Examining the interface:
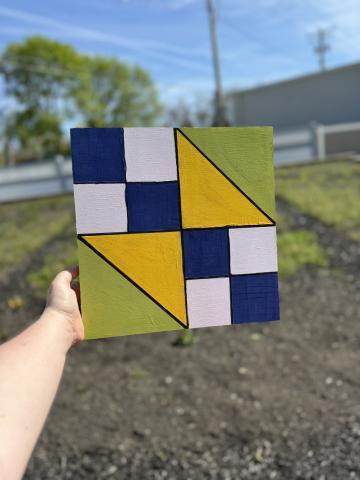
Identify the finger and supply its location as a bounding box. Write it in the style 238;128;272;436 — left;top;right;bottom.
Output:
53;270;73;287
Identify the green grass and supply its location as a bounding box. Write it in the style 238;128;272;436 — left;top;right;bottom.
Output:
0;195;75;278
274;211;289;233
2;160;349;296
27;237;77;299
276;160;360;241
277;230;328;276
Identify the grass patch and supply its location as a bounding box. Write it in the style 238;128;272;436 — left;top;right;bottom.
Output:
276;160;360;241
173;329;196;347
274;211;289;233
0;195;75;278
27;236;77;299
1;162;341;292
278;230;328;276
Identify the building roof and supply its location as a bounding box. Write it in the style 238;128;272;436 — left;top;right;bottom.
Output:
228;61;360;97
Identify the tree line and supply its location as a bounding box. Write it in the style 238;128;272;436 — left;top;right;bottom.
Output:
0;36;163;165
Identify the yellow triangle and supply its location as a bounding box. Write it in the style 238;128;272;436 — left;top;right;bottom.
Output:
81;232;188;328
176;130;274;229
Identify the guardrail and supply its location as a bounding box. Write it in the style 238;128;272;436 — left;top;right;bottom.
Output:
0;122;359;203
274;126;315;166
0;156;73;203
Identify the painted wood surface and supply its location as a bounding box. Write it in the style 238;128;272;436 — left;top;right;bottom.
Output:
124;128;178;182
74;184;127;234
71;127;280;339
186;277;232;328
229;226;278;275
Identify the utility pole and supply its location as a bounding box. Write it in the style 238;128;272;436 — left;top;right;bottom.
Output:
206;0;228;126
313;28;331;71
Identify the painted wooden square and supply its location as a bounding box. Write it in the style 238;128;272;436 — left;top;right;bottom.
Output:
70;127;280;339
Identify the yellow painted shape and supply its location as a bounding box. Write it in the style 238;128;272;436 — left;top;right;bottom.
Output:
82;231;188;327
78;240;182;339
176;130;274;229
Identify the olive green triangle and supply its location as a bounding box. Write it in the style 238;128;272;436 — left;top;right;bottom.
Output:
78;240;183;340
180;127;276;220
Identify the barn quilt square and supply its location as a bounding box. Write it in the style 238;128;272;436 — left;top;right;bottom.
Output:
71;127;280;339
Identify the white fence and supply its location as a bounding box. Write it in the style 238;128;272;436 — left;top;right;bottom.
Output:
0;122;359;203
0;156;73;203
274;126;315;166
274;120;360;165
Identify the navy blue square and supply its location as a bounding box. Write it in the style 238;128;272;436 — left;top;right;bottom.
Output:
182;228;230;279
71;128;126;183
126;182;181;232
231;273;280;324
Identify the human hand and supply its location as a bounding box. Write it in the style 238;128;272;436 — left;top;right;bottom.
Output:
44;266;84;351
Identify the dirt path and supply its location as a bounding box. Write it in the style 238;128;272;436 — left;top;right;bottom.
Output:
1;200;359;479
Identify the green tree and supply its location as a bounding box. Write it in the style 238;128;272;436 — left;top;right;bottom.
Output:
80;56;162;127
0;36;88;160
0;36;163;163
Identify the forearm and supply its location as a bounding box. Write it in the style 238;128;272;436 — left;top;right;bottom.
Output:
0;310;71;480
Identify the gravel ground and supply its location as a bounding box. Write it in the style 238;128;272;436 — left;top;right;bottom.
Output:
1;199;359;480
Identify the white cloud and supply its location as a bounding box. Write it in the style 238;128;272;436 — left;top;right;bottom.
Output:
0;6;210;73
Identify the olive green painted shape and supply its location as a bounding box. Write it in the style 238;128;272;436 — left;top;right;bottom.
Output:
78;240;182;339
181;127;276;220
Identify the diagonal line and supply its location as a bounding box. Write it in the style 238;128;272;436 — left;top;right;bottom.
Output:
78;235;188;330
176;128;276;225
173;128;189;327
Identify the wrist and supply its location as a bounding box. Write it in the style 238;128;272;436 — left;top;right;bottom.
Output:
39;308;74;355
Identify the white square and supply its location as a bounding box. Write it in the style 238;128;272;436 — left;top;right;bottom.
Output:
124;128;178;182
229;226;278;275
186;277;231;329
74;184;127;234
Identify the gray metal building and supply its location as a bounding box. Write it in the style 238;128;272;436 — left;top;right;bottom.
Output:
227;62;360;163
227;62;360;130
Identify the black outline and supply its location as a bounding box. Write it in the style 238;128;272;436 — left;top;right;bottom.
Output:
75;128;278;331
126;180;179;185
184;224;275;232
127;180;178;185
226;228;234;324
124;180;181;234
74;180;180;186
78;234;188;330
181;226;231;281
124;183;129;233
78;230;178;237
78;223;277;237
231;271;278;277
176;128;276;225
123;132;129;232
173;128;189;328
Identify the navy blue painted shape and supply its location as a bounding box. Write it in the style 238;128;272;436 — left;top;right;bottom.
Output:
231;273;280;324
126;182;181;232
182;228;230;279
71;128;126;183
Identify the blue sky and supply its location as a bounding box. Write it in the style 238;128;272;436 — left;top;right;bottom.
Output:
0;0;359;107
